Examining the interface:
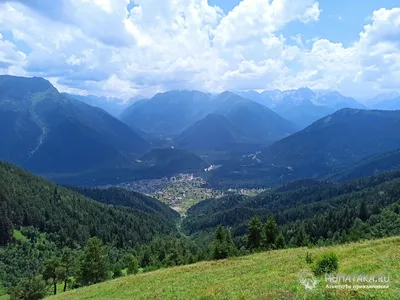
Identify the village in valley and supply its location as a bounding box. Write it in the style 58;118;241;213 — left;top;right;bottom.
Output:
103;173;266;214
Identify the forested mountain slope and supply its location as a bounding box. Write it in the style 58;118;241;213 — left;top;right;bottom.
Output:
0;161;178;248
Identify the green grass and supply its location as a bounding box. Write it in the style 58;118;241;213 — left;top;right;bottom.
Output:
49;237;400;300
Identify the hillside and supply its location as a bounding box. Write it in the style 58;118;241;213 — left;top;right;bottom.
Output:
139;148;208;172
0;161;178;248
0;75;150;174
0;161;202;297
50;237;400;300
327;149;400;182
184;169;400;242
62;93;128;117
44;149;208;187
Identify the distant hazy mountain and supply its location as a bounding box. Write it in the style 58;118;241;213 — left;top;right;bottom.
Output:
367;92;399;107
237;88;365;128
372;95;400;110
63;93;128;117
177;114;246;151
262;108;400;177
120;91;214;136
0;75;150;174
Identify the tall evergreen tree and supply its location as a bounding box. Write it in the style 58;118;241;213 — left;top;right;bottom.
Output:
262;216;278;249
247;216;263;250
212;225;236;260
78;238;109;286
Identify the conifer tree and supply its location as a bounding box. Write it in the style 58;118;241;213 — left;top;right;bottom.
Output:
247;216;263;250
262;216;278;249
212;225;237;260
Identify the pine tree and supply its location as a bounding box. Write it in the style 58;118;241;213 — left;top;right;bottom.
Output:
224;227;237;257
211;225;237;260
212;225;228;260
78;238;109;286
247;216;262;250
262;216;278;249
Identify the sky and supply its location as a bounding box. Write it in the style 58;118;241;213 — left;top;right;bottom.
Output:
0;0;399;101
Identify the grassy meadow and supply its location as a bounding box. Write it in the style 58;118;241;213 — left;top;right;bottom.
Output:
49;237;399;300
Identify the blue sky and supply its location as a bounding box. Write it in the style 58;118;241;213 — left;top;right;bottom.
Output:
0;0;399;100
212;0;400;47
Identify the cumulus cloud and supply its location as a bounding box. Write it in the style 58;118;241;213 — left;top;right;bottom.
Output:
0;0;399;99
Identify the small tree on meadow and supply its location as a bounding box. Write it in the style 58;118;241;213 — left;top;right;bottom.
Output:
127;255;139;275
43;257;66;295
78;237;109;286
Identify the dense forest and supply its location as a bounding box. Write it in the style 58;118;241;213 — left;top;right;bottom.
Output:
184;170;400;247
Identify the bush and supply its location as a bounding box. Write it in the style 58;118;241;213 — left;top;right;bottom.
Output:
10;276;47;300
313;252;339;276
305;252;313;264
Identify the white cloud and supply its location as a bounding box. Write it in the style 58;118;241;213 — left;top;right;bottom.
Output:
0;0;399;100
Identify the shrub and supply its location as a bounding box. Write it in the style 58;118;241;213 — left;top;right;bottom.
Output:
305;252;314;264
313;252;339;276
